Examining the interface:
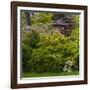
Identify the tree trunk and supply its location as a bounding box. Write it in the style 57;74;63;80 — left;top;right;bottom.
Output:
25;12;31;31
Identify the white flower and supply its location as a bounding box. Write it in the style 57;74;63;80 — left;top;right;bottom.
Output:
63;60;73;72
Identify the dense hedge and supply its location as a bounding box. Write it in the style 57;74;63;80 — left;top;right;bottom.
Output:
22;27;79;73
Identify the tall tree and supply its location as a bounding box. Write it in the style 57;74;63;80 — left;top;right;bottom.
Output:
25;12;31;31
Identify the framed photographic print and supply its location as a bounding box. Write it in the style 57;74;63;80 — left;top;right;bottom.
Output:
11;1;88;89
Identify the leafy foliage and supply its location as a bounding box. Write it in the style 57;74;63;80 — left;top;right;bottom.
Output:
22;28;79;73
31;12;54;24
21;11;79;75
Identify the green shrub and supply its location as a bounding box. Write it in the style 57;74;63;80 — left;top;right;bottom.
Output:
22;44;32;72
22;28;79;73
